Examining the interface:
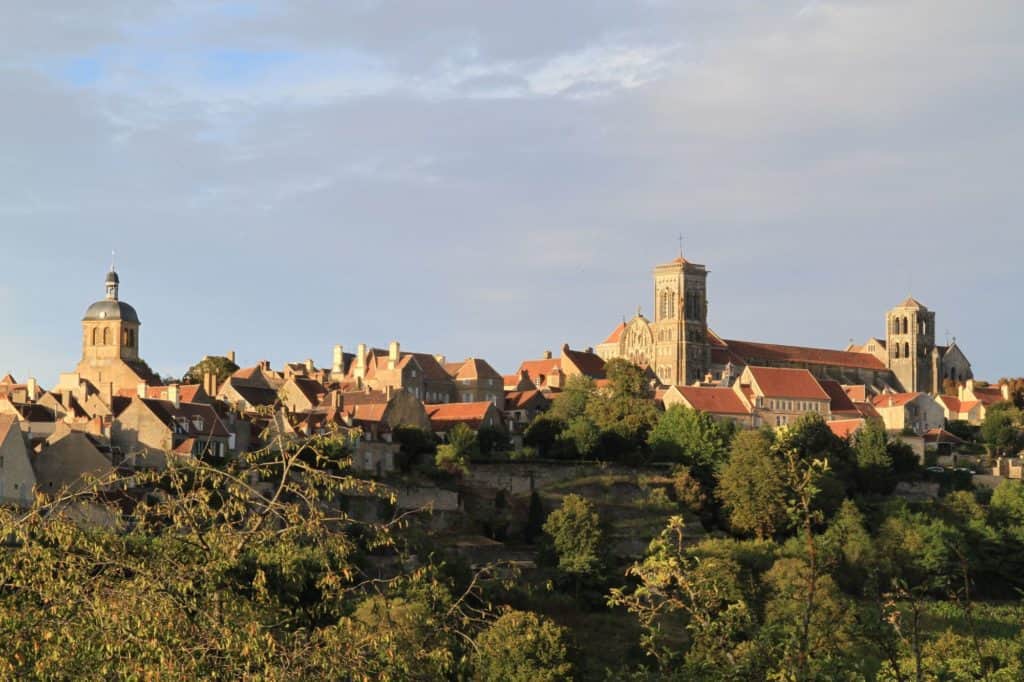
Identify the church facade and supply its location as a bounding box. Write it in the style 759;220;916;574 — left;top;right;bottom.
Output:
596;255;972;395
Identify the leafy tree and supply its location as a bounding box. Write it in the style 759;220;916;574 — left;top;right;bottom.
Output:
435;423;478;474
471;610;573;682
559;416;601;459
717;430;788;539
549;374;596;421
585;359;659;453
609;516;757;675
523;414;566;458
182;354;239;385
477;425;510;456
671;465;709;516
647;405;737;469
981;402;1021;454
990;480;1024;528
523;491;547;543
543;494;604;592
820;499;876;595
854;419;894;494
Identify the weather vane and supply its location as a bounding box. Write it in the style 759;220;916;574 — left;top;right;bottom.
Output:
678;233;684;259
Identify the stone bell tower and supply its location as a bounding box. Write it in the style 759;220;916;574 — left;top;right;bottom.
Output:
650;255;711;386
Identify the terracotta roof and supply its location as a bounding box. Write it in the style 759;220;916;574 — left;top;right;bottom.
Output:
351;403;387;423
923;428;966;445
517;358;561;387
724;339;888;372
145;384;204;403
406;352;453;383
173;438;196;455
602;323;626;345
853;402;881;419
897;296;927;310
290;377;328;405
972;386;1006;407
747;367;830;400
138;398;230;438
561;346;606;378
504;390;549;410
843;385;868;403
872;392;924;409
828;419;866;439
820;380;857;414
675;386;751;416
0;414;17;443
937;395;962;412
450;358;503;382
425;402;496;430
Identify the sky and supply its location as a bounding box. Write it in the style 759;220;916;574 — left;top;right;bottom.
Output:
1;0;1022;387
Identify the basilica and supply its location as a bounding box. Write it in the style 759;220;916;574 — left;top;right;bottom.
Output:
595;254;973;396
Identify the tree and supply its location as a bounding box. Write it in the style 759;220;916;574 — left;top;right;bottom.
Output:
523;414;565;458
435;423;478;474
990;480;1024;528
717;430;788;539
559;416;600;459
477;425;510;456
471;610;573;682
981;403;1021;455
182;354;239;385
524;491;547;543
549;375;596;421
609;516;756;675
543;494;604;592
647;405;737;469
585;359;659;454
854;419;894;494
671;465;710;516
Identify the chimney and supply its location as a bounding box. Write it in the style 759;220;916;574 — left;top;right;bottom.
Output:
227;350;236;364
26;377;38;402
585;347;594;354
561;343;570;354
305;358;315;373
332;345;344;374
388;341;400;370
355;344;367;380
434;354;446;366
542;350;552;360
137;382;148;399
331;391;342;409
61;389;73;409
385;385;394;400
202;372;215;397
168;384;180;409
259;360;271;372
1002;384;1011;402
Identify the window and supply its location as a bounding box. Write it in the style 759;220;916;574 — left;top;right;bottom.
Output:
894;345;900;359
902;317;908;334
103;327;111;345
904;342;910;358
92;328;99;346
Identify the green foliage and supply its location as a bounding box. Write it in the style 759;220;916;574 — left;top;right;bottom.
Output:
584;360;658;455
543;494;604;582
471;609;573;682
854;419;895;494
435;423;478;474
477;425;510;456
717;430;788;539
981;402;1022;452
523;414;566;458
182;354;239;385
559;416;601;458
670;465;709;515
647;405;737;469
991;480;1024;527
549;375;596;422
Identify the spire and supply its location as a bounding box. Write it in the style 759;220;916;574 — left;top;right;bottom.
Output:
105;265;120;301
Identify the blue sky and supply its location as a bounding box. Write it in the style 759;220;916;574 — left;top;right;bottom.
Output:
1;1;1021;386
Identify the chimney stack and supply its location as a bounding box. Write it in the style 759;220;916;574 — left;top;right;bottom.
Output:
26;377;38;402
168;384;180;409
385;385;394;400
137;382;148;399
542;350;552;360
331;391;342;409
1002;383;1011;402
434;354;446;366
332;345;344;374
388;341;400;370
305;358;315;373
227;350;236;364
355;344;367;381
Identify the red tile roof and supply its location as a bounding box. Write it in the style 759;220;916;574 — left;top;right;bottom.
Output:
747;366;830;400
425;402;496;430
450;358;503;382
517;358;561;387
828;419;866;439
504;390;549;410
820;380;857;414
724;339;887;372
602;323;626;345
872;392;924;408
843;385;868;403
675;386;751;416
923;428;966;445
972;386;1005;407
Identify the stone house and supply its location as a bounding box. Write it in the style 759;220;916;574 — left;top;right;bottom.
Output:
34;427;118;495
735;366;831;428
279;376;329;413
503;390;551;434
661;385;754;428
517;344;607;393
425;402;506;438
345;342;455;404
445;358;505;408
935;394;984;425
872;392;946;434
111;395;231;469
0;415;37;506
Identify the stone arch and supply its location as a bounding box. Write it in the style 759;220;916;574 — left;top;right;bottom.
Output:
91;328;99;346
904;342;910;358
902;317;908;334
102;327;111;345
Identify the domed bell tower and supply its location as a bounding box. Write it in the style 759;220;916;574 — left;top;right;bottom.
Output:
80;268;142;367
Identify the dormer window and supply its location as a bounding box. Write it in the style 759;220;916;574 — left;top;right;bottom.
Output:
192;416;205;432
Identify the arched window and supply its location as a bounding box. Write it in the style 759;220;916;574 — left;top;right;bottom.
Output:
902;317;908;334
102;328;110;345
894;345;900;359
892;318;900;335
91;328;99;346
904;342;910;358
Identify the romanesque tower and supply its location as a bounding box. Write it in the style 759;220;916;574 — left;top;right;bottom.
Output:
651;256;711;386
885;297;935;393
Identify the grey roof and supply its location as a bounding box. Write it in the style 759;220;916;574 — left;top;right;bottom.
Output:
105;270;120;284
83;299;140;323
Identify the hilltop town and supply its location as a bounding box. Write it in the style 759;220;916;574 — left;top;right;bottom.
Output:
0;253;1017;502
